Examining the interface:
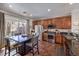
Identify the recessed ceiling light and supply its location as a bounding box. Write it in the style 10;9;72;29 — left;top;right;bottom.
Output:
9;5;12;8
69;3;73;5
48;9;51;12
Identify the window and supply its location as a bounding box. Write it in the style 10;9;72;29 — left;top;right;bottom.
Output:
5;15;27;36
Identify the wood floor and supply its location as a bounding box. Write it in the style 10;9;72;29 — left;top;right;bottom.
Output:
0;40;65;56
36;40;65;56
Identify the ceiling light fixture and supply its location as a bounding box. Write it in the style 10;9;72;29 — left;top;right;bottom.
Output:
9;5;12;8
48;9;51;12
69;3;73;5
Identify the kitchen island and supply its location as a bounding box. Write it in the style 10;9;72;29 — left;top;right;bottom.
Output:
42;30;79;56
62;34;79;56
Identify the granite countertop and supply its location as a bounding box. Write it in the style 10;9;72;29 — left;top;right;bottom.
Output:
63;34;79;56
63;34;75;40
71;40;79;56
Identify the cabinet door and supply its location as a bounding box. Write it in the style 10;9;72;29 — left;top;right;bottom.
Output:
42;32;48;41
52;19;56;27
59;18;64;29
65;17;71;29
41;20;44;28
43;20;48;29
55;18;63;29
62;18;66;29
47;19;52;25
44;33;48;41
62;16;71;29
55;33;63;44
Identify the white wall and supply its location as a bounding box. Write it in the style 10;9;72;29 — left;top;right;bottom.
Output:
29;20;33;34
26;20;30;34
71;9;79;34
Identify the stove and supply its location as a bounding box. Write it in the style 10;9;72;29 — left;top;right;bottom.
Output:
48;32;56;43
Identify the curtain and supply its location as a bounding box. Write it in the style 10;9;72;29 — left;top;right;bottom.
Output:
0;12;5;49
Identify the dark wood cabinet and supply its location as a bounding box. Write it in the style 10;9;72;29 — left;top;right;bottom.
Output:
55;18;63;29
51;19;56;27
43;20;48;29
55;32;63;44
42;32;48;41
47;19;52;25
32;16;71;29
62;16;71;29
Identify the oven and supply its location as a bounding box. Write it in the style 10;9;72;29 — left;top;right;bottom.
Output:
48;32;56;43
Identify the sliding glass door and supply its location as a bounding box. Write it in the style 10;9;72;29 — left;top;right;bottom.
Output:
5;15;27;36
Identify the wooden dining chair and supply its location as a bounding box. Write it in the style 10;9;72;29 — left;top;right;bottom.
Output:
4;37;20;56
26;34;39;55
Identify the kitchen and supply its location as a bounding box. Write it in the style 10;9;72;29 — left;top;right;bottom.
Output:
0;3;79;56
32;15;79;55
32;16;71;42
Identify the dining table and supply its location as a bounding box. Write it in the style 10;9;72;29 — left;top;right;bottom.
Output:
7;34;32;56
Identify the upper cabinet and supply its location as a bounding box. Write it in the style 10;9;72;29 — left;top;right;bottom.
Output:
62;16;71;29
54;18;63;29
32;16;71;29
43;20;48;29
47;19;52;25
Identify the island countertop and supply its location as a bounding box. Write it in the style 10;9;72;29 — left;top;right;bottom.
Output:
63;34;79;56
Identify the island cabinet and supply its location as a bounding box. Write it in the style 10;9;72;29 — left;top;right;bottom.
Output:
62;35;75;56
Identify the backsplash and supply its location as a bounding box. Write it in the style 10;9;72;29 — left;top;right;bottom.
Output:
44;29;71;32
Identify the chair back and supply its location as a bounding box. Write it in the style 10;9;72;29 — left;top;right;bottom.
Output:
32;34;39;46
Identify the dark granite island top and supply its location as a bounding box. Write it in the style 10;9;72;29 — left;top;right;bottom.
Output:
63;34;79;56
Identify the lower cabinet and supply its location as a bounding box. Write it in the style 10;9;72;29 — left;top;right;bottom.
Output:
55;33;63;44
63;36;75;56
42;32;48;41
42;32;63;44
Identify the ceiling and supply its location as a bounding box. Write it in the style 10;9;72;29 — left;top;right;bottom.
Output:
0;3;72;19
